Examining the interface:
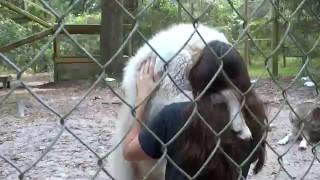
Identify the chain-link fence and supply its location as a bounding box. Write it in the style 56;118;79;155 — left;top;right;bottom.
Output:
1;0;320;179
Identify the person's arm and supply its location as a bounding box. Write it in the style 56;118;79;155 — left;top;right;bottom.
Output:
123;101;150;161
123;56;160;161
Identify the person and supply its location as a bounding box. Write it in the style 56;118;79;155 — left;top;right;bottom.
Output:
123;40;267;180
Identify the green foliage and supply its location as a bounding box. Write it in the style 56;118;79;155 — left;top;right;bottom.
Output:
139;1;179;37
249;57;301;79
58;34;100;57
0;14;32;69
61;13;101;57
65;13;100;24
0;14;52;73
248;56;320;86
0;1;101;74
42;0;99;17
133;0;243;50
308;58;320;83
280;0;320;18
1;0;319;83
0;14;30;45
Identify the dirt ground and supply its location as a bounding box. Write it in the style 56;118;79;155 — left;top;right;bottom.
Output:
1;73;320;180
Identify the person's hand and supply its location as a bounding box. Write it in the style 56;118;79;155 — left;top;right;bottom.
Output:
136;56;160;106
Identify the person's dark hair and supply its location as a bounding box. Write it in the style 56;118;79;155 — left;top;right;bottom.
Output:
177;41;267;179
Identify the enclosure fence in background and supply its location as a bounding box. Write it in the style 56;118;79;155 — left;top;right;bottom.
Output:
0;0;320;179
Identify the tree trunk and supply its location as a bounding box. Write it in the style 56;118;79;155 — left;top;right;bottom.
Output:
100;0;124;78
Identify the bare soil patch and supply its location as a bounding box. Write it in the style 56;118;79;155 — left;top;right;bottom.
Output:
1;74;319;179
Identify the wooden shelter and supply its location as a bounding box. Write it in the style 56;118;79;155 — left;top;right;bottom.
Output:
53;24;101;81
0;0;138;81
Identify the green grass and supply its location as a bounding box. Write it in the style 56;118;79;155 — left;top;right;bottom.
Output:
248;57;319;79
1;57;319;82
0;67;11;76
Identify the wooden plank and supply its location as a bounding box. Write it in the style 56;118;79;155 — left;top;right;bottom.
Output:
0;0;51;28
253;39;271;41
283;46;320;58
54;57;101;63
0;75;12;80
55;58;95;64
57;55;102;59
56;24;101;34
54;63;99;81
0;28;53;52
56;24;130;35
291;20;320;32
55;61;95;64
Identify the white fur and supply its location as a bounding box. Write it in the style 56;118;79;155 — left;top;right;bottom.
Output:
109;23;251;180
278;133;292;145
277;133;308;150
122;23;229;107
299;138;308;150
221;90;252;140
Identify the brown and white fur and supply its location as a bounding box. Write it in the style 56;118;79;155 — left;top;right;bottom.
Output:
278;102;320;150
109;23;252;180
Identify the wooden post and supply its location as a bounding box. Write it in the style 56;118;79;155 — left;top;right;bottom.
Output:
190;2;195;16
244;0;250;65
124;0;138;57
178;2;182;21
16;100;25;118
283;53;286;67
302;55;307;77
100;0;124;78
271;0;280;77
53;36;59;82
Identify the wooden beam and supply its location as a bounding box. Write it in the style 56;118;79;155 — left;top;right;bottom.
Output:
0;0;51;28
54;57;102;63
55;61;96;64
271;0;280;77
0;24;102;52
0;28;53;52
57;24;101;34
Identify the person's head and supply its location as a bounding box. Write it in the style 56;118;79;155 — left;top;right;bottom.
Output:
177;41;267;179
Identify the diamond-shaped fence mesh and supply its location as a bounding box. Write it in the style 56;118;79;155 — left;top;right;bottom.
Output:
0;0;320;179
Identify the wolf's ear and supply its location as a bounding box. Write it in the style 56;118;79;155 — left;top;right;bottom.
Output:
312;107;320;119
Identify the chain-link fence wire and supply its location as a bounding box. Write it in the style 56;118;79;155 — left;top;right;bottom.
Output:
0;0;320;179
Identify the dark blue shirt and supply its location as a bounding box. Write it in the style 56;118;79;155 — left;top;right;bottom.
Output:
139;102;188;180
138;102;251;180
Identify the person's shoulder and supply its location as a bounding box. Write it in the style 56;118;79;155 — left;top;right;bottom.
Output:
160;102;190;120
159;102;190;141
163;102;189;112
